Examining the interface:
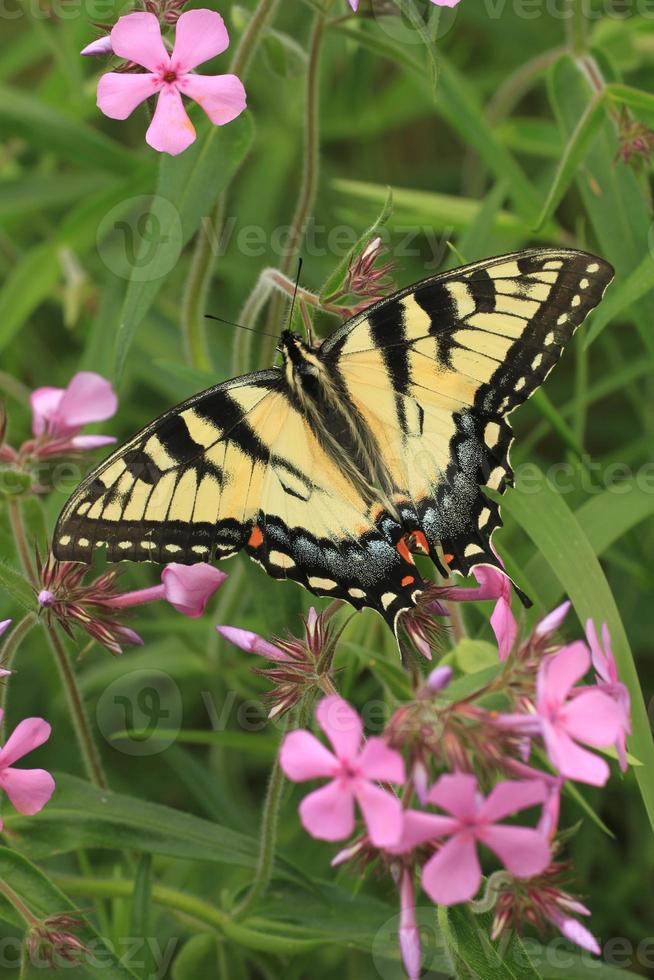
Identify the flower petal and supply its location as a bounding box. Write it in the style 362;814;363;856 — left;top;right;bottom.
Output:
427;772;478;820
146;87;196;156
172;9;230;73
491;596;518;661
543;725;609;786
57;372;118;429
537;641;590;707
472;564;510;601
216;626;291;662
70;435;117;450
98;72;160;120
0;767;55;815
390;809;458;854
354;780;403;847
479;825;550;878
535;600;571;638
279;730;337;782
480;779;547;823
316;695;362;761
110;12;169;72
0;620;11;637
357;737;405;784
81;35;113;56
0;718;51;767
298;780;355;841
564;690;622;747
556;915;601;955
180;74;246;126
161;563;226;617
30;387;63;436
399;870;421;980
421;835;482;905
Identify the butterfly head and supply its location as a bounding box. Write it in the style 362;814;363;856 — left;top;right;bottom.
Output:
279;330;324;394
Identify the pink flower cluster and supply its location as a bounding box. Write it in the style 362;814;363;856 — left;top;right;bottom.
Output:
275;604;630;977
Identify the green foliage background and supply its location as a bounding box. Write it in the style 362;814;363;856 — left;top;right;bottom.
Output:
0;0;654;976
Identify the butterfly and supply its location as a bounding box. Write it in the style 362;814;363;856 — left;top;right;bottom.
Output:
54;248;613;640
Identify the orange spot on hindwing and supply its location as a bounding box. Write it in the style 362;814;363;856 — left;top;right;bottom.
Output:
396;538;414;564
409;531;430;555
401;575;415;587
248;526;264;548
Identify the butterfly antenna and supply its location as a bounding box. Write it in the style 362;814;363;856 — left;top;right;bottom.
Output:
204;314;279;341
287;257;303;325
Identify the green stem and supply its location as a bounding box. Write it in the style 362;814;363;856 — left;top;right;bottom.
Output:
43;623;107;790
233;727;288;918
51;873;319;954
260;10;326;367
7;499;37;588
180;0;281;370
0;878;39;927
0;612;37;739
565;0;587;54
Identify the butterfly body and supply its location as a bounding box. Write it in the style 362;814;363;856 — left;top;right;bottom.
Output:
54;248;613;637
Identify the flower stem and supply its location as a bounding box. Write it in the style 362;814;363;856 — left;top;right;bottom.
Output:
180;0;281;370
260;10;326;367
565;0;587;54
7;499;37;588
43;623;107;790
52;873;319;954
232;721;289;919
0;878;40;927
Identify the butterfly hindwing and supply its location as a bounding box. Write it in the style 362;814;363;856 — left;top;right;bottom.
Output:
323;247;613;580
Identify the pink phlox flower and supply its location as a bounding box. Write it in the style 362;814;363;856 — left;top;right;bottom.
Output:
398;869;421;980
0;620;11;638
97;11;246;156
280;694;405;847
585;620;630;771
0;712;55;827
397;774;550;905
30;372;117;450
103;562;225;618
536;641;623;786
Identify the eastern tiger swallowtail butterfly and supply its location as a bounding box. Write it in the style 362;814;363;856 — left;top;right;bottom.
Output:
54;248;613;638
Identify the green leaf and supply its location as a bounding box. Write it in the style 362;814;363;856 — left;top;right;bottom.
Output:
0;848;139;979
172;934;217;980
0;83;139;174
534;95;606;231
320;187;393;301
130;854;153;980
548;54;654;354
452;639;499;673
585;249;654;348
497;475;654;834
0;559;35;611
441;905;542;979
0;170;154;356
523;481;654;615
113;112;254;383
5;773;302;885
